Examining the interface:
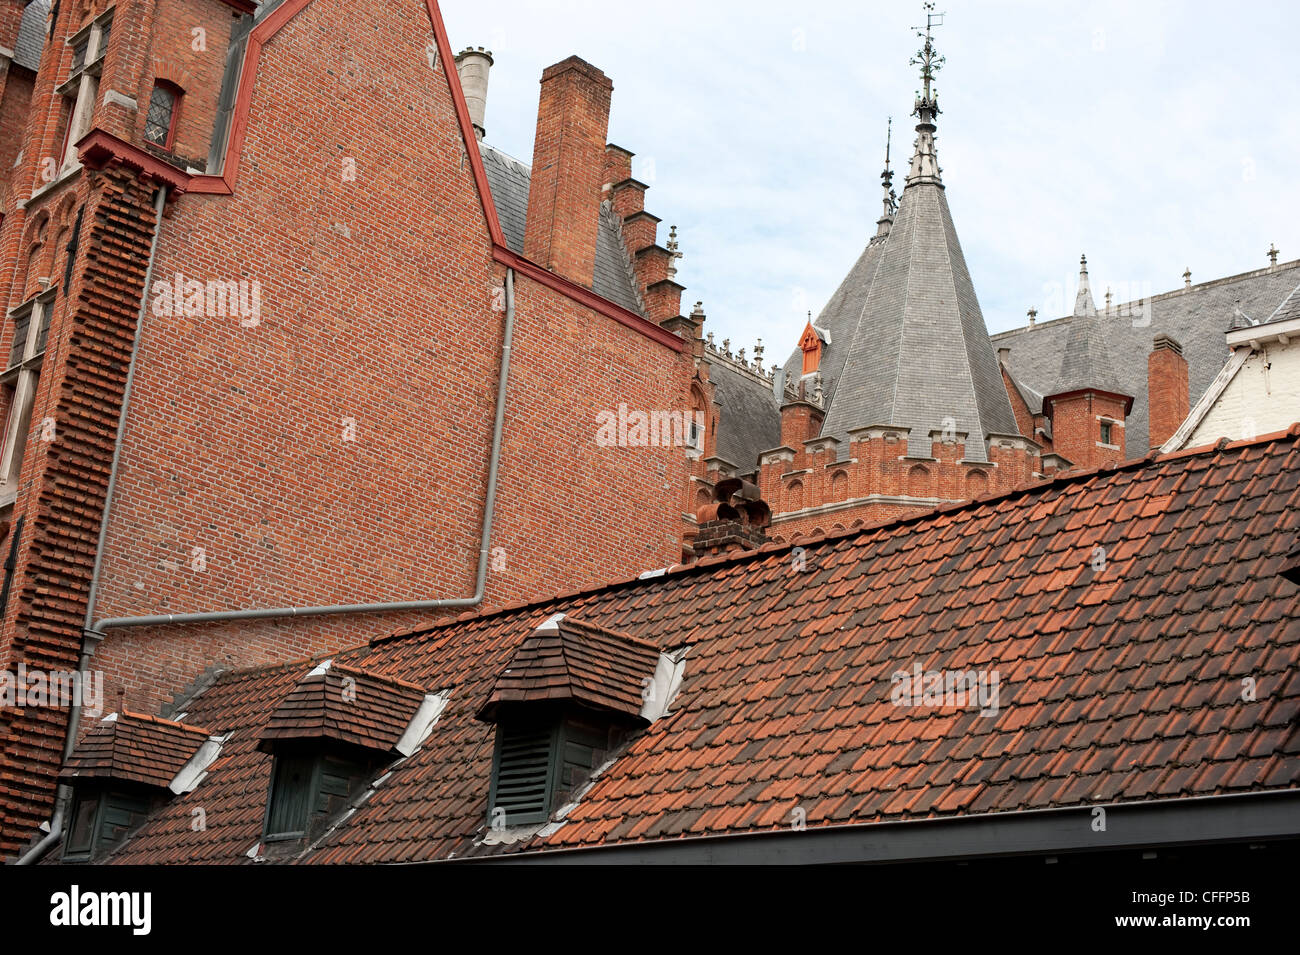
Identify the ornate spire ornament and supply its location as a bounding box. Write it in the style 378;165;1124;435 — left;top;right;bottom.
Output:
666;225;682;279
906;3;945;186
1074;254;1097;316
876;117;898;236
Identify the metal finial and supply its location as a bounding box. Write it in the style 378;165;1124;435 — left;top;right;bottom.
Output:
1080;254;1088;272
1027;307;1037;327
911;3;946;118
1268;243;1279;266
1183;267;1191;288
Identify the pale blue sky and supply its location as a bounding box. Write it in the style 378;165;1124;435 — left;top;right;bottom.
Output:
442;0;1300;362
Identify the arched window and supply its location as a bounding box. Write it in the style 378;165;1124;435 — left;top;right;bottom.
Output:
144;81;183;149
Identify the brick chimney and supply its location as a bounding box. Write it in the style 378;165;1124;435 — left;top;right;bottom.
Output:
1148;334;1189;448
523;56;613;289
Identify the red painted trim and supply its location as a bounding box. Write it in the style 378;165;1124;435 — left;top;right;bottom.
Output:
89;0;678;352
76;129;193;192
495;244;687;353
423;0;506;248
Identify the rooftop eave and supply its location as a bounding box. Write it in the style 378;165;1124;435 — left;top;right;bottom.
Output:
1226;313;1300;350
1043;387;1134;417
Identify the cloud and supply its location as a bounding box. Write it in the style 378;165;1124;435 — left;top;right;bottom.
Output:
442;0;1300;353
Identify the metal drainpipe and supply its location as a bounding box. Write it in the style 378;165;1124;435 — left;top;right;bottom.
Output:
16;199;517;862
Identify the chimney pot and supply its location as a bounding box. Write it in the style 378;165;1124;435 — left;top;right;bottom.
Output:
454;48;494;141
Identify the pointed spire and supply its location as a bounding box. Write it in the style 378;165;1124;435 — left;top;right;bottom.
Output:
1073;254;1097;316
906;3;945;186
876;118;898;236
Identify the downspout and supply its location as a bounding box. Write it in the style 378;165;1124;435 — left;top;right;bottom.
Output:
16;190;517;861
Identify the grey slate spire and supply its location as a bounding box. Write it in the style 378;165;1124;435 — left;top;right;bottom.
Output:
814;7;1019;461
1052;259;1125;397
1074;255;1097;316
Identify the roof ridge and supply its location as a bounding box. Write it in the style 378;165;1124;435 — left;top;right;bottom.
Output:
329;660;427;694
562;615;660;651
116;708;210;732
992;258;1300;338
361;427;1300;654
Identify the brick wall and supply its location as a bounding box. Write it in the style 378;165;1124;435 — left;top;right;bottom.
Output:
0;68;34;200
1046;391;1128;468
0;0;694;855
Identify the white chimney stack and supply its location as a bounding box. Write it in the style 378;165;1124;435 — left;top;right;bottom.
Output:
454;47;493;141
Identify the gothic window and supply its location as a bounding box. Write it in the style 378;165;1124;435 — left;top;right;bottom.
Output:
56;8;114;172
144;81;181;148
0;290;55;503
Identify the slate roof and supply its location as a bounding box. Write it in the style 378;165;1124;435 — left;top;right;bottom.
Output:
817;174;1019;461
782;236;888;421
477;615;659;722
92;427;1300;863
478;143;643;314
61;711;211;790
994;261;1300;456
708;357;781;473
257;662;426;754
1262;281;1300;327
1051;311;1126;399
12;0;49;72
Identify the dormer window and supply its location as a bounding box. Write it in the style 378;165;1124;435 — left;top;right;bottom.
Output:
256;660;443;848
144;81;181;149
477;614;685;833
263;749;372;842
59;710;217;861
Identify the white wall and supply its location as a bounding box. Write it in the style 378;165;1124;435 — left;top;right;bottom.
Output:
1186;341;1300;446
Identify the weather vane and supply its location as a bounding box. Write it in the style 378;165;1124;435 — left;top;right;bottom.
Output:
911;2;946;118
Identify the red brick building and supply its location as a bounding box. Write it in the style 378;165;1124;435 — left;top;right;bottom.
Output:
0;0;703;857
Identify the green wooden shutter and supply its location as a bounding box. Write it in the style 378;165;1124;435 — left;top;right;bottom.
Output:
488;723;558;827
266;754;315;837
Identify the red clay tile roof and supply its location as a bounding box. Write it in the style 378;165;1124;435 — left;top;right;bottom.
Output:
61;711;211;790
257;662;427;755
97;429;1300;864
477;615;660;722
